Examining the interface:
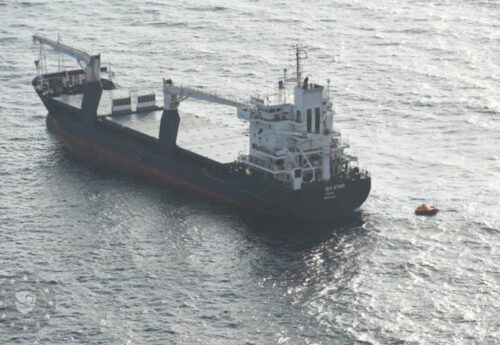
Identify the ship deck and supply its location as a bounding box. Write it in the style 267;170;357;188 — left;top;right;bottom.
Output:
53;89;249;164
106;108;248;164
53;89;130;116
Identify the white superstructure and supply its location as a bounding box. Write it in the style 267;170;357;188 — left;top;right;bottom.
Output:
163;46;358;191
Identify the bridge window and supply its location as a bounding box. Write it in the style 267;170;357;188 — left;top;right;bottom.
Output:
296;110;301;122
315;108;321;133
306;109;312;132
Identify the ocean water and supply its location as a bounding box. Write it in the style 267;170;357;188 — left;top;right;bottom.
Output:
0;0;499;344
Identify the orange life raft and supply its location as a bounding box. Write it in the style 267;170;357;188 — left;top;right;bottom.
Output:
415;204;439;215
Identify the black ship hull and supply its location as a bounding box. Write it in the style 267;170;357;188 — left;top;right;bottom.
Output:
35;79;371;221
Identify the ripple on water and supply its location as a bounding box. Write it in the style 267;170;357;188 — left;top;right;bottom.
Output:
1;0;499;344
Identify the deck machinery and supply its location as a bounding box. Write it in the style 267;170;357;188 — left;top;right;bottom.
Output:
32;35;371;220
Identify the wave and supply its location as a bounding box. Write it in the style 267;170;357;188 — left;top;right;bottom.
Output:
187;6;228;12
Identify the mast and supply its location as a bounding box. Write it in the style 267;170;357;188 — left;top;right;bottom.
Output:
295;45;307;87
57;34;62;72
283;68;287;103
296;45;300;87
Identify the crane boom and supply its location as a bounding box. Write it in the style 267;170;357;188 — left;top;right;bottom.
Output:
33;35;101;82
163;79;249;110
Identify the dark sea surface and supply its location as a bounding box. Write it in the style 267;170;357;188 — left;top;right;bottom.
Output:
1;0;499;344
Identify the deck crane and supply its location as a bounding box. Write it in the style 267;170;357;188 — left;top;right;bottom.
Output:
32;35;101;83
162;79;253;120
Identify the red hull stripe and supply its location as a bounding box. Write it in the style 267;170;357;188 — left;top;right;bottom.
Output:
46;114;290;219
46;114;349;221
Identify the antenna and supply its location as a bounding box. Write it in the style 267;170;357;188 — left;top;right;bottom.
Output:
39;42;48;74
294;45;308;87
283;68;287;103
296;45;299;86
57;34;62;72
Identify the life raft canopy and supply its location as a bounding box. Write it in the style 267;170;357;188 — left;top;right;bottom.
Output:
415;203;439;216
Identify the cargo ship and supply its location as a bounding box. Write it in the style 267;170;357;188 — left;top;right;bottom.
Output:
31;35;370;221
